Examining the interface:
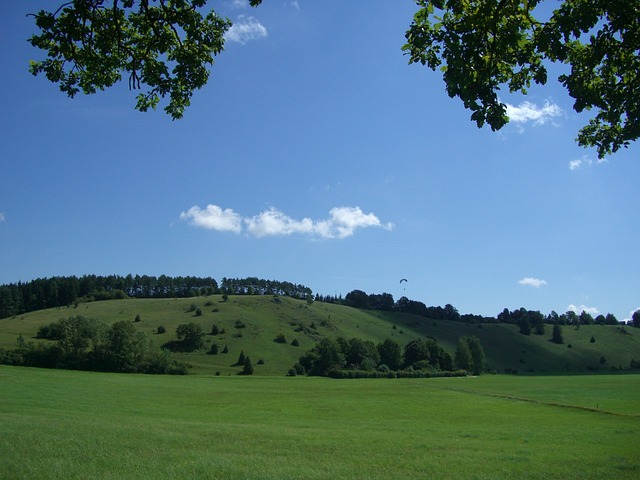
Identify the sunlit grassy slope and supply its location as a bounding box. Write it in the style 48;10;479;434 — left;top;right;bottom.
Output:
1;295;639;375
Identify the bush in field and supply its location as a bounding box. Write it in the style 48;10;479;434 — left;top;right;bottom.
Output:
208;343;218;355
165;322;205;352
156;325;166;334
37;321;65;340
210;324;219;335
274;333;287;344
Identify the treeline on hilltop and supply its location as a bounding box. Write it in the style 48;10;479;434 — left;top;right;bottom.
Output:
2;276;632;329
0;275;218;318
219;277;312;299
324;289;627;328
0;275;313;319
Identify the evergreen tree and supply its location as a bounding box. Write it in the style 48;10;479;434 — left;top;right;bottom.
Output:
242;356;254;375
236;350;246;367
552;323;564;344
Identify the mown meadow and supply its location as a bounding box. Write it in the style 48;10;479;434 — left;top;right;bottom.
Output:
1;366;638;480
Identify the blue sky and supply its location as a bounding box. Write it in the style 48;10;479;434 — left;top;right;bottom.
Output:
1;1;639;321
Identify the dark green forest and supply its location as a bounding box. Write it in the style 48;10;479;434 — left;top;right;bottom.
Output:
0;275;311;319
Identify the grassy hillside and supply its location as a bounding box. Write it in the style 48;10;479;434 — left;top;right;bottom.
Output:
1;366;639;479
1;295;639;375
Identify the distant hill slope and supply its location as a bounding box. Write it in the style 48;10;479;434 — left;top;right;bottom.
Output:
1;295;638;376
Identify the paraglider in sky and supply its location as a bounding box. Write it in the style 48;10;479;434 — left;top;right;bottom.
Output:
400;278;407;290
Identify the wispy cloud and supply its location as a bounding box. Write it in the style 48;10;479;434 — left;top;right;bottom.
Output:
568;155;606;171
506;100;563;127
180;205;394;239
0;212;5;223
225;16;267;44
567;304;600;316
519;277;547;288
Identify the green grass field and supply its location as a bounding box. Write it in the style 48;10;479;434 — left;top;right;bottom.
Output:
2;295;639;376
1;366;638;479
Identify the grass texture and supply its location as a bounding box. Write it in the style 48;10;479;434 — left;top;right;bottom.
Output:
1;366;639;479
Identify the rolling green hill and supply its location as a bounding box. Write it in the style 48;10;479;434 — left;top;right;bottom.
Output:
1;294;638;375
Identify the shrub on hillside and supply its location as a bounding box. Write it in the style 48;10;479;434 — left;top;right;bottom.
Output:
242;356;254;375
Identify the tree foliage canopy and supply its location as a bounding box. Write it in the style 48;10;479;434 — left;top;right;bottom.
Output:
403;0;640;157
28;1;639;155
28;0;231;119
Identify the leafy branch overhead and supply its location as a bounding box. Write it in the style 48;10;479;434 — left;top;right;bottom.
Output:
28;0;231;119
403;0;640;157
28;1;639;157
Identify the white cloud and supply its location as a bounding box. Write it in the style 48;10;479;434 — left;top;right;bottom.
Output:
519;277;547;288
324;206;394;239
569;159;584;170
568;155;606;171
225;16;267;44
231;0;249;8
567;304;600;316
246;208;315;238
0;212;5;222
179;205;243;233
506;100;563;126
180;204;394;239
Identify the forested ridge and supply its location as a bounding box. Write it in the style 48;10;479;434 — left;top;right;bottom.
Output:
2;275;635;328
0;275;312;319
